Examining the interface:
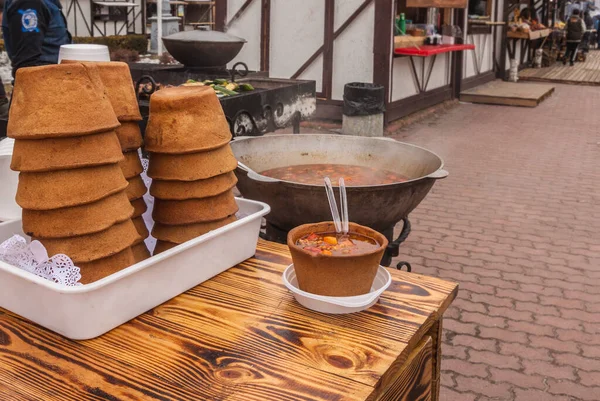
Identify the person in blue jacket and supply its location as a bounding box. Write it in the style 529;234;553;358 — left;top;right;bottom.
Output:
2;0;71;77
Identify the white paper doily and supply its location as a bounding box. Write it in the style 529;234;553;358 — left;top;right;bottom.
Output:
140;152;157;252
0;235;82;286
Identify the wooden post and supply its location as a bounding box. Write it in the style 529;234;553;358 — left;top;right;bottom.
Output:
428;318;444;401
215;0;227;31
499;0;509;79
322;0;335;99
452;8;464;98
261;0;271;72
373;0;393;113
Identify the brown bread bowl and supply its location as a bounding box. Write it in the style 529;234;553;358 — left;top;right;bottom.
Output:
115;122;143;151
89;62;143;122
147;144;237;181
8;63;119;138
132;216;149;238
11;131;123;172
132;241;151;262
77;247;135;284
152;190;238;225
150;172;237;200
131;197;147;218
62;61;142;122
153;240;178;255
16;164;128;210
34;219;140;263
152;215;237;243
126;175;148;201
22;191;133;238
119;150;143;178
287;222;388;297
144;86;232;154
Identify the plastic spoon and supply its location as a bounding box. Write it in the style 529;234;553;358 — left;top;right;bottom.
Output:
339;178;349;235
324;177;342;233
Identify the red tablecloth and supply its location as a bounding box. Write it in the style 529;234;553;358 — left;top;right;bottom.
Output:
394;44;475;57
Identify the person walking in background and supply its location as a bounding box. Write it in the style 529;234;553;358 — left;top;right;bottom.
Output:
581;10;594;54
584;10;593;29
564;9;586;66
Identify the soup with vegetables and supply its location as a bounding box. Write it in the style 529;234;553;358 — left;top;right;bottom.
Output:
296;232;380;256
261;164;408;186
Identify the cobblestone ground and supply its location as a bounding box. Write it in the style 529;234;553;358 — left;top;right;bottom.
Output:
388;83;600;401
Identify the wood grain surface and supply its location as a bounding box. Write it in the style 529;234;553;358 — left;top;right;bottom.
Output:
376;336;433;401
0;240;458;401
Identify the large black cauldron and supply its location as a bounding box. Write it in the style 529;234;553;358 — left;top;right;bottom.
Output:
162;30;246;68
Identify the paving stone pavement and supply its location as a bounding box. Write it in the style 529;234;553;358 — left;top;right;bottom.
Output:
388;83;600;401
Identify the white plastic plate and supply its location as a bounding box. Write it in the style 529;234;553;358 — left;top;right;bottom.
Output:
0;198;270;340
282;264;392;314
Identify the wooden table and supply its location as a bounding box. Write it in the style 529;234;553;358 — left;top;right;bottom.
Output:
0;240;458;401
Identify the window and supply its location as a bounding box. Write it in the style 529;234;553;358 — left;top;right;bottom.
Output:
396;0;445;31
467;0;493;33
93;4;128;22
468;0;491;17
397;0;429;25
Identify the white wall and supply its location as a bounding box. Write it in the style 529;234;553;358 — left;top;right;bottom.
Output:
227;0;261;71
463;0;499;79
464;33;494;78
222;0;461;105
391;57;417;101
63;0;144;37
331;0;374;100
391;53;450;101
225;0;378;96
505;40;523;69
269;0;324;90
496;0;505;69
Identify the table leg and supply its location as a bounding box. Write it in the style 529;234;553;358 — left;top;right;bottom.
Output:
428;318;444;401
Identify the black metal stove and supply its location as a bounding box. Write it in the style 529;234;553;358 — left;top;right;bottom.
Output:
130;62;259;86
130;62;316;137
261;218;413;272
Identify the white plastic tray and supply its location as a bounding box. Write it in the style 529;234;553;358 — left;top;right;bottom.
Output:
0;198;270;340
282;264;392;314
0;140;21;221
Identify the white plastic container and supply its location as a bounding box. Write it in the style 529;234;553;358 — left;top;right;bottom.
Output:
0;198;269;340
282;264;392;314
0;138;21;221
58;44;110;63
442;35;455;45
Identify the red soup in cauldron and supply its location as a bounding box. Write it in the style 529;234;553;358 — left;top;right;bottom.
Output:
296;232;380;256
261;164;408;186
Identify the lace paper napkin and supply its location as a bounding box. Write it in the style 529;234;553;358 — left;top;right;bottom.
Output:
0;235;82;286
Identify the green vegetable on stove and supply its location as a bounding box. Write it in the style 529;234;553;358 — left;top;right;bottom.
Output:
213;78;228;85
213;85;238;96
238;83;255;91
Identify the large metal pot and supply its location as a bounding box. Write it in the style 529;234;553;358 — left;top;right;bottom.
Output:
162;30;246;67
231;134;448;233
